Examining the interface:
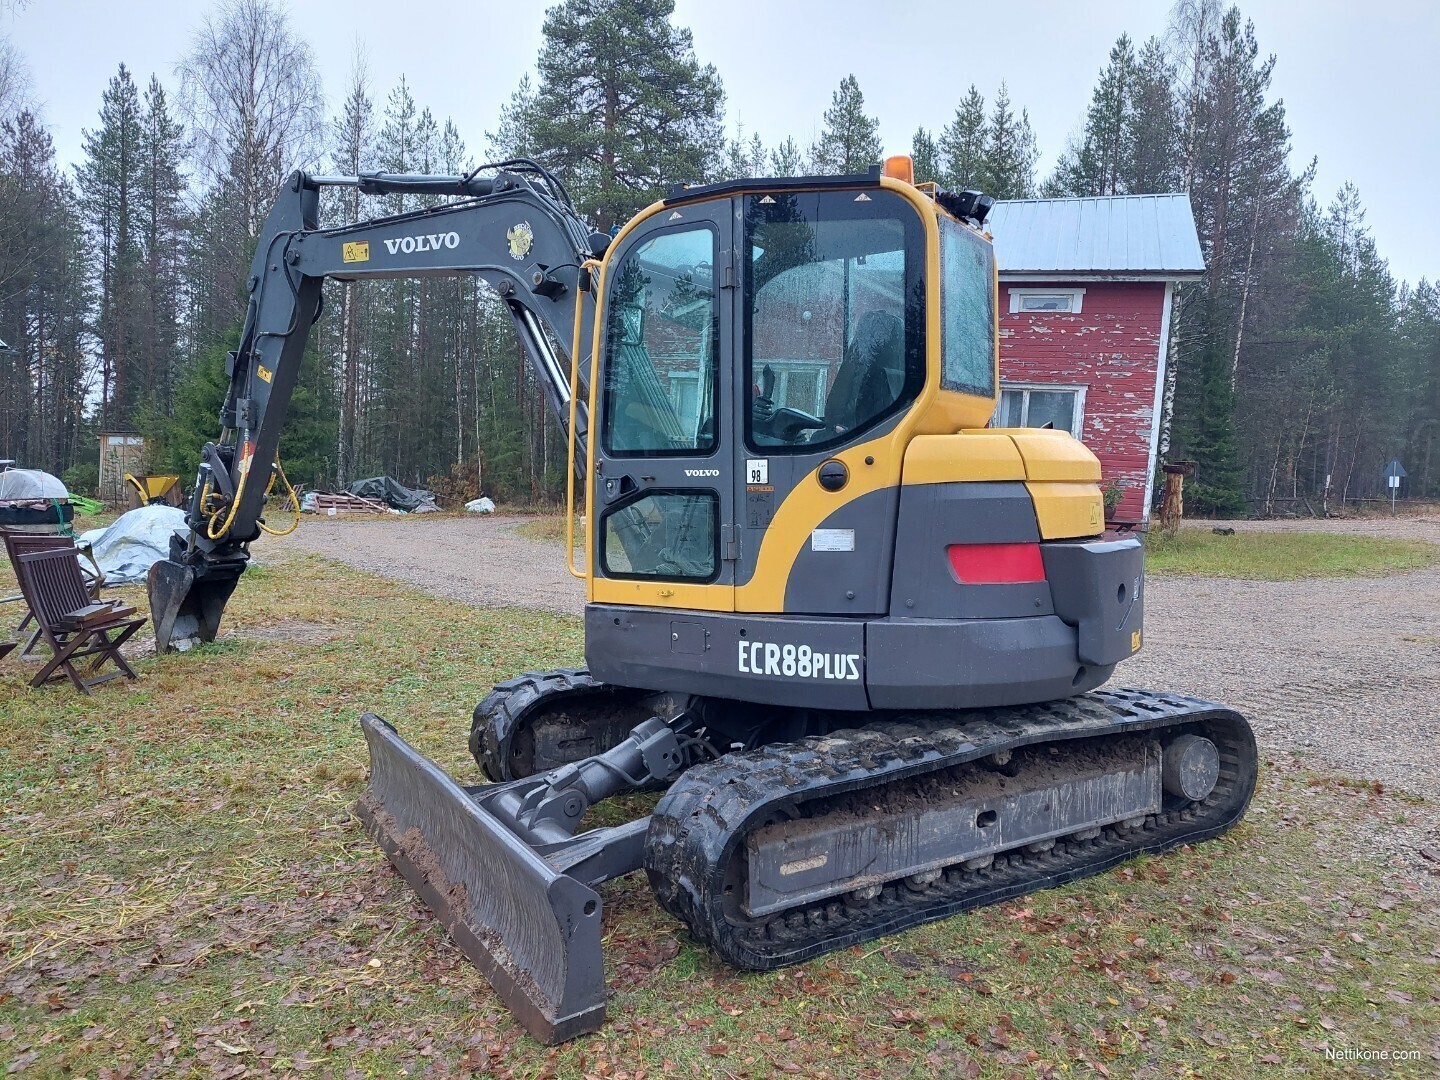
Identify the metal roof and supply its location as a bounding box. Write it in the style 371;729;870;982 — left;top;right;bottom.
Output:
987;193;1204;278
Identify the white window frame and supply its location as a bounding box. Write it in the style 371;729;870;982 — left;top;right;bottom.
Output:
994;382;1087;440
1008;287;1086;314
763;359;830;416
665;369;702;438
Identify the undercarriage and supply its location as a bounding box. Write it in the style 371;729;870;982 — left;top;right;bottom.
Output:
358;669;1257;1043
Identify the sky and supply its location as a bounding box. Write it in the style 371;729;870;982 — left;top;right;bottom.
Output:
6;0;1438;287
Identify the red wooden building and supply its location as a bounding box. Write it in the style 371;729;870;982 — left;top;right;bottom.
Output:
987;194;1205;526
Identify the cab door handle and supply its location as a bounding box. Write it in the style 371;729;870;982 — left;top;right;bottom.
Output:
600;473;638;503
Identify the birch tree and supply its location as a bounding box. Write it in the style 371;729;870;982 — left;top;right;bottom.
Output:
177;0;324;329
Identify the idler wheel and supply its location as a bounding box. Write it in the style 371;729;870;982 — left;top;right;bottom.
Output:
1162;735;1221;802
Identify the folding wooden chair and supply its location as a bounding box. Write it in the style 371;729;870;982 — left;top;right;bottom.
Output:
2;529;104;657
11;546;145;694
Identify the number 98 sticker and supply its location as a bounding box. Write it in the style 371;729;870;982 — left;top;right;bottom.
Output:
746;458;768;484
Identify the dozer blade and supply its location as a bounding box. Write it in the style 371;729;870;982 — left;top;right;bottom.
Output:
147;557;243;653
355;713;607;1044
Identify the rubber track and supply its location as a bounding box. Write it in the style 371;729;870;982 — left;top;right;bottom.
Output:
470;668;651;781
644;688;1257;970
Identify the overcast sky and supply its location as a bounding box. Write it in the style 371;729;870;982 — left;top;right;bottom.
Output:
7;0;1437;287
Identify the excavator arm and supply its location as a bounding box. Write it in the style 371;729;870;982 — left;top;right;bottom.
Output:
149;163;609;650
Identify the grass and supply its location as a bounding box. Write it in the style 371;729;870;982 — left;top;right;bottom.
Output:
1;552;1438;1076
513;516;574;543
1145;527;1440;581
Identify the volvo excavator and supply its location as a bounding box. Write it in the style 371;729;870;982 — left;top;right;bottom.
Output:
148;156;1258;1044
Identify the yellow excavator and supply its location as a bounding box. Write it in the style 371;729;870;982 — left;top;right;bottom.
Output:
148;155;1257;1043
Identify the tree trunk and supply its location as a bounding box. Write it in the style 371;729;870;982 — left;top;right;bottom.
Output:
1229;192;1263;390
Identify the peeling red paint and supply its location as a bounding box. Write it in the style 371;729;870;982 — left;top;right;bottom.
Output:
999;281;1165;525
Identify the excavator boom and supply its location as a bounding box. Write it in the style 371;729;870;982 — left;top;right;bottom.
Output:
149;162;605;649
146;164;647;1035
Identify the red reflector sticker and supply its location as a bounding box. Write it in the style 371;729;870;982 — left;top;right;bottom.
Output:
947;543;1046;584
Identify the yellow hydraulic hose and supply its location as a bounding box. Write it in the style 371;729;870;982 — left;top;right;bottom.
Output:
204;452;300;539
256;457;300;536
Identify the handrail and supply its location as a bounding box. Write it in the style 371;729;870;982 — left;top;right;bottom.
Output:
565;259;603;580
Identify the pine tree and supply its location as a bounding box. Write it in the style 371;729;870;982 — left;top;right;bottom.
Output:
811;74;882;175
721;121;766;180
1125;37;1181;193
769;136;802;177
373;78;420;473
1046;35;1136;196
488;74;537;160
981;83;1038;199
1172;7;1301;512
0;111;91;473
910;126;940;185
137;76;185;415
327;56;374;485
78;64;145;429
1045;34;1179;199
521;0;725;231
938;86;987;190
153;333;335;489
379;78;419;213
1396;281;1440;495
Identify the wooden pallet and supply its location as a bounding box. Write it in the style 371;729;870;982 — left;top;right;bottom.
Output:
306;492;392;515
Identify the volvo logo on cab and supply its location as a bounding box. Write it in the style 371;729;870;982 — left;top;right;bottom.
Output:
684;469;721;477
738;640;861;681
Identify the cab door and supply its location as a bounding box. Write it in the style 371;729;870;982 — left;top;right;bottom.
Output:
732;187;928;615
590;200;736;613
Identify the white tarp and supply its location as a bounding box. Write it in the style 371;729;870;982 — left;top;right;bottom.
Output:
0;468;68;502
465;497;496;514
77;505;189;585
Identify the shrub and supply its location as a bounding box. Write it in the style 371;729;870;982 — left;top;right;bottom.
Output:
62;462;99;497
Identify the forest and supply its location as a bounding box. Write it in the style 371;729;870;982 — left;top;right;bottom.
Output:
1;0;1436;513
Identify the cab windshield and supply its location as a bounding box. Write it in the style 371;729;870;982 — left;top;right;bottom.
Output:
744;189;925;451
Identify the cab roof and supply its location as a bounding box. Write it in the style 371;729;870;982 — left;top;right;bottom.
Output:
664;164;886;205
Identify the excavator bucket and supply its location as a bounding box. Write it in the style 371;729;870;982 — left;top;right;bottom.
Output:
147;557;244;653
355;713;609;1044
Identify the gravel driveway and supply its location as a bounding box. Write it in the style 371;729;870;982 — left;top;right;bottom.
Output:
290;515;586;616
289;514;1440;805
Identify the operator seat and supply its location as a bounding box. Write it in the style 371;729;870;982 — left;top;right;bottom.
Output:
823;309;905;434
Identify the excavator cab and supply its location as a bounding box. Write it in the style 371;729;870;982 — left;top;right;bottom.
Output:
577;171;1136;713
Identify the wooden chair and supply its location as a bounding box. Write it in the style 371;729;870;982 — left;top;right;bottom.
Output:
2;530;104;657
9;546;145;693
